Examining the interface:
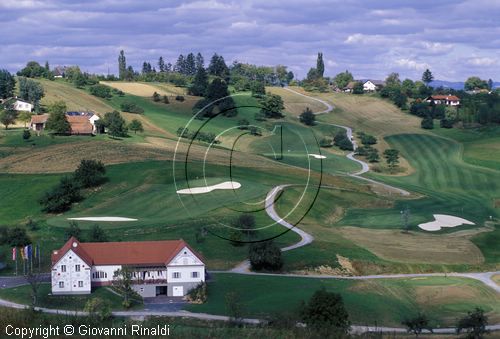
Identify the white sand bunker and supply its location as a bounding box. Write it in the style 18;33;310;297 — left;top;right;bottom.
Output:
177;181;241;194
309;154;326;159
67;217;138;222
418;214;475;231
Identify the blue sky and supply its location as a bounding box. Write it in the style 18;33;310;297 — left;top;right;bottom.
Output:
0;0;499;81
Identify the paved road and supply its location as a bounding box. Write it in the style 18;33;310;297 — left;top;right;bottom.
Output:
284;87;410;195
0;274;50;289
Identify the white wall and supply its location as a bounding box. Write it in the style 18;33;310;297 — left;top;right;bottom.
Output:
51;249;91;294
91;265;121;283
167;265;205;283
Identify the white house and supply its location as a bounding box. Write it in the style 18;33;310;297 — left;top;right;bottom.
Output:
51;237;205;297
425;95;460;106
10;99;33;112
363;80;385;92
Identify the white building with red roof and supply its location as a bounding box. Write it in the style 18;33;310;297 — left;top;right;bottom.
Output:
51;237;205;297
425;95;461;106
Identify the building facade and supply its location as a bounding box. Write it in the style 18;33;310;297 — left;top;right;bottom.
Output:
51;237;205;298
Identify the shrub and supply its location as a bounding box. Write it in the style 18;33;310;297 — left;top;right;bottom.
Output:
237;119;249;130
440;118;454;128
22;129;31;140
175;95;185;102
120;102;144;114
89;84;112;98
186;282;207;304
152;91;161;102
299;107;315;126
84;298;112;321
162;95;169;104
319;137;332;148
334;132;354;150
421;117;434;129
249;240;283;271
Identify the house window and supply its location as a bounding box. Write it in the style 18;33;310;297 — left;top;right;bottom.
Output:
78;281;83;287
192;272;199;278
158;271;162;276
59;281;64;288
173;272;180;279
75;265;80;272
61;265;66;272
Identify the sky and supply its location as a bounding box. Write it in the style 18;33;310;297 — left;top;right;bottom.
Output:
0;0;499;81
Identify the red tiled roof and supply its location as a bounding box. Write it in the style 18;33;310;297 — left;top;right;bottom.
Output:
30;114;49;124
66;115;93;134
429;95;460;101
51;237;203;266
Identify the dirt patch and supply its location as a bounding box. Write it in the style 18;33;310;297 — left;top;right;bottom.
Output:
339;227;484;265
336;255;357;275
493;275;500;286
325;206;345;225
415;285;479;306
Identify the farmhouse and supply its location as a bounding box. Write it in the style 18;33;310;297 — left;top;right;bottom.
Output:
1;98;33;112
51;237;205;297
53;66;67;78
343;81;357;93
425;95;460;106
362;80;385;92
29;114;49;132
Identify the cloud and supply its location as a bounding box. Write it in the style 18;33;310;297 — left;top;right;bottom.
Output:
0;0;499;81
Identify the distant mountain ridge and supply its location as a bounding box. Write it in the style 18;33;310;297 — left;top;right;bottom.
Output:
429;80;500;90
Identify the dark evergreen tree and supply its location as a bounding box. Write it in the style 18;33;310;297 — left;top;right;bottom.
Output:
103;111;128;137
158;56;165;73
174;54;186;74
195;52;204;70
74;159;106;188
299;107;316;125
248;240;283;271
185;53;196;76
208;53;229;77
189;66;208;96
301;288;351;333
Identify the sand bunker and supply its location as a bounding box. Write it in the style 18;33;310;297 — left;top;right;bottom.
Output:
176;181;241;194
308;154;326;159
418;214;475;231
67;217;138;222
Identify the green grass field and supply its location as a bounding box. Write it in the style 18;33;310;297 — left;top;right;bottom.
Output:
187;273;500;327
0;283;141;311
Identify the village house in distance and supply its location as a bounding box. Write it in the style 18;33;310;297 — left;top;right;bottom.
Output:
51;237;205;298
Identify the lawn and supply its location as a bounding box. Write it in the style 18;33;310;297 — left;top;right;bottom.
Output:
187;273;500;327
0;283;141;311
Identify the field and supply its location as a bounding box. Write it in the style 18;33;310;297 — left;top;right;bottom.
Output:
187;273;500;327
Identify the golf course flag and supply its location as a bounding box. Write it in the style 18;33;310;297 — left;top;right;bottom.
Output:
12;247;16;261
20;247;25;260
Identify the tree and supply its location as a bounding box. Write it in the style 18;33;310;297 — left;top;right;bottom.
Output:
113;266;139;309
383;149;400;171
402;79;416;97
5;227;31;247
248;240;283;271
18;77;44;112
89;224;108;242
352;81;364;94
402;313;433;337
0;108;18;129
286;71;294;83
158;56;165;73
385;72;401;87
299;107;316;126
238;118;249;129
40;177;82;213
456;307;488;339
225;291;244;322
120;102;144;114
260;94;285;118
22;129;31;140
45;101;70;134
301;288;351;333
316;52;324;78
185;52;196;76
128;119;143;134
250;81;266;97
189;66;208;96
18;110;33;128
103;111;127;138
174;54;186;74
17;61;46;78
487;79;494;91
162;95;170;104
118;50;127;80
421;69;434;87
89;84;112;98
74;159;106;188
464;76;488;91
25;269;45;307
367;149;380;163
0;69;15;99
233;214;256;237
195;52;204;70
65;221;82;240
333;70;354;89
84;298;112;321
208;53;229;77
